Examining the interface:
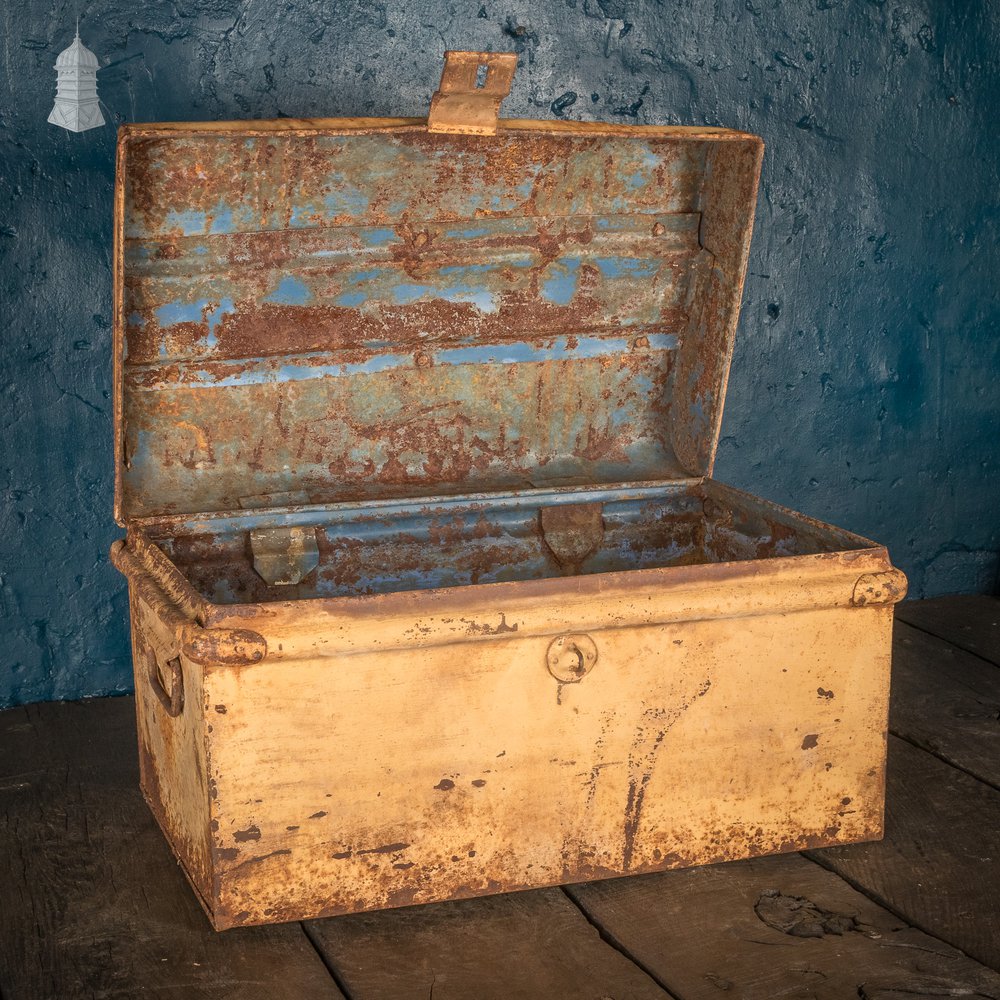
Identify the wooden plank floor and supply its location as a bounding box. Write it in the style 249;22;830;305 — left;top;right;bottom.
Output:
1;596;997;999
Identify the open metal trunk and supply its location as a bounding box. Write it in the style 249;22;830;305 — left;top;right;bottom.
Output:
111;51;906;929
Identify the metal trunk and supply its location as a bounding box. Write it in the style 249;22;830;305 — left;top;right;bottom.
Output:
111;52;906;929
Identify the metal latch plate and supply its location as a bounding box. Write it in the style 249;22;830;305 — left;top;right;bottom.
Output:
250;526;319;587
427;50;517;136
540;502;605;576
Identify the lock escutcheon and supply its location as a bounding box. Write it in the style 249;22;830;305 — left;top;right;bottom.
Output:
546;633;598;683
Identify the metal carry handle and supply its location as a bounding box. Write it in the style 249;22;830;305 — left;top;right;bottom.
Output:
147;644;184;717
111;541;267;668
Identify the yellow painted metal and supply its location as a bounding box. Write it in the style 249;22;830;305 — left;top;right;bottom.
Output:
114;522;900;929
110;51;907;930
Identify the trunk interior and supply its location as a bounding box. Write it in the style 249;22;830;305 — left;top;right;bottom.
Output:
139;482;874;607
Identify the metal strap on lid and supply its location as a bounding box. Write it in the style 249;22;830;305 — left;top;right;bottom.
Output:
427;50;517;136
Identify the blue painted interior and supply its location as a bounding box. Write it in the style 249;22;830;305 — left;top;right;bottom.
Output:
263;276;312;306
180;483;694;536
153;485;867;604
118;138;706;519
2;1;997;706
131;335;680;390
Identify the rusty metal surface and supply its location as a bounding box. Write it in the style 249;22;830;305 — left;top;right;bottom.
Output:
119;441;903;933
852;570;909;607
115;122;760;522
427;51;517;136
248;525;319;586
137;482;879;607
540;501;605;575
111;540;266;663
193;601;893;928
108;72;908;933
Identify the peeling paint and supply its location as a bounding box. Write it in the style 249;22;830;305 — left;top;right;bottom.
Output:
1;2;997;710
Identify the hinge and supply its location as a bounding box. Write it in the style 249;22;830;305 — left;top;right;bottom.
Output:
427;50;517;136
540;503;605;576
250;526;319;587
851;570;908;607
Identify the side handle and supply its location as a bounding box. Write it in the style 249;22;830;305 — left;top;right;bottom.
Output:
111;541;268;672
147;644;184;717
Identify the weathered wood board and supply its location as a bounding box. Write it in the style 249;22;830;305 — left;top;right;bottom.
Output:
890;619;1000;787
807;734;1000;971
307;887;672;1000
896;595;1000;667
568;852;1000;999
0;698;343;1000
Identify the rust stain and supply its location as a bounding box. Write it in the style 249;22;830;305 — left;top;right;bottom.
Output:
622;677;712;871
801;734;820;750
460;614;518;636
202;805;881;928
183;627;266;666
356;842;410;855
212;809;875;928
228;848;292;872
112;77;903;932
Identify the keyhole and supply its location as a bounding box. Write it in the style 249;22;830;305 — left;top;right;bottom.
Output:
568;645;585;678
475;63;489;88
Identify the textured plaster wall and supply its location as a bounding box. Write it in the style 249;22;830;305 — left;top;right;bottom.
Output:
1;1;997;706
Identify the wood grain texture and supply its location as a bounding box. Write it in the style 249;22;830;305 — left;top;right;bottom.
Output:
568;851;1000;999
807;734;1000;972
890;620;1000;787
0;698;343;1000
306;886;672;1000
896;596;1000;667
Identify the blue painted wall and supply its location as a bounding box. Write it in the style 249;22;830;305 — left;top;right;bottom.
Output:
2;1;997;707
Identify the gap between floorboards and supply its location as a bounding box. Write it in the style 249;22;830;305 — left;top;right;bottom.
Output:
560;885;683;999
801;851;1000;975
888;726;1000;794
301;921;357;1000
895;615;1000;672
